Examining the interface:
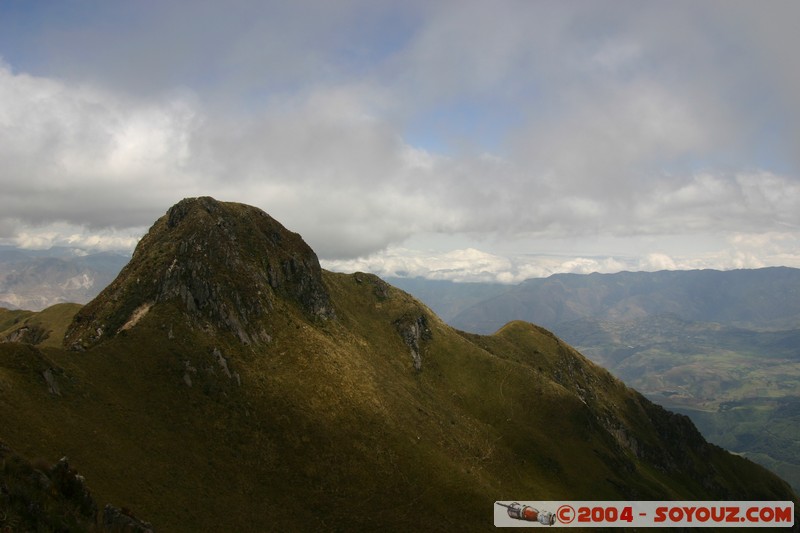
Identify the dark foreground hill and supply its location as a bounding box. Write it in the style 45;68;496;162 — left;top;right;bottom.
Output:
1;197;796;531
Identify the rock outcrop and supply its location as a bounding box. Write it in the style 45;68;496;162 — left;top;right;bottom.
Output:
394;313;432;371
65;197;334;349
3;324;48;345
0;445;154;532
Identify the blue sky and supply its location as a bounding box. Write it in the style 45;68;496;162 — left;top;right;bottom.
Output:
1;1;799;282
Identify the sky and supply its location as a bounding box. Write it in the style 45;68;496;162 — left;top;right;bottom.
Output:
1;0;799;283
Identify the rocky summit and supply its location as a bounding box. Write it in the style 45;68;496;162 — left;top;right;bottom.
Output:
1;197;797;532
65;197;333;349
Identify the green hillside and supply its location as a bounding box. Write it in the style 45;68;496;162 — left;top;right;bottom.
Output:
1;302;83;348
1;198;796;531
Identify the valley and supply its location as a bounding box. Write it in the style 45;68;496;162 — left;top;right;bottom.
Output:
557;314;800;493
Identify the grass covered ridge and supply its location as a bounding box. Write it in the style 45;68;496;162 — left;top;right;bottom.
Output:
0;270;796;531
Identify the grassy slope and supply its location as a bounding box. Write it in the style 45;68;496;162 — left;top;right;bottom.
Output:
0;308;34;332
0;274;796;531
1;303;83;348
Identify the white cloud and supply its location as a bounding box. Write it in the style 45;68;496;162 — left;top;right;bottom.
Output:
323;247;511;283
632;171;800;235
639;253;677;271
3;57;799;271
9;221;143;251
0;2;799;280
325;247;641;284
0;62;201;229
326;239;800;283
0;63;456;258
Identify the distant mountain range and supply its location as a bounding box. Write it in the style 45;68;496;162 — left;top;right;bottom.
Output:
0;246;129;311
389;267;800;334
3;197;794;531
390;269;800;493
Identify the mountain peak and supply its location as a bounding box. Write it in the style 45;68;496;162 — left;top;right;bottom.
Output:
65;197;333;349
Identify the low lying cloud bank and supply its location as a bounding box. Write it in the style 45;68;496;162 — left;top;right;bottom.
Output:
323;232;800;284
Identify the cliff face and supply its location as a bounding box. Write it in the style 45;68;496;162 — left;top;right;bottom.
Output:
65;197;333;349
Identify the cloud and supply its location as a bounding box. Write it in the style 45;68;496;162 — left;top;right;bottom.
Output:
187;84;470;258
322;247;634;284
0;1;799;278
323;247;517;283
0;62;200;229
10;222;142;251
633;171;800;235
323;235;800;283
0;1;421;102
639;253;677;271
714;0;800;171
2;54;799;265
0;62;461;258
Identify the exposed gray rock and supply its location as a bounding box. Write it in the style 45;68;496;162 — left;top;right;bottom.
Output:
213;347;232;378
4;326;27;343
49;456;97;519
182;359;197;387
4;324;49;345
42;368;61;396
66;197;336;350
394;314;432;371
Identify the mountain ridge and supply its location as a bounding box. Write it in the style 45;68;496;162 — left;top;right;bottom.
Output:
0;247;129;311
442;267;800;334
2;197;797;531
